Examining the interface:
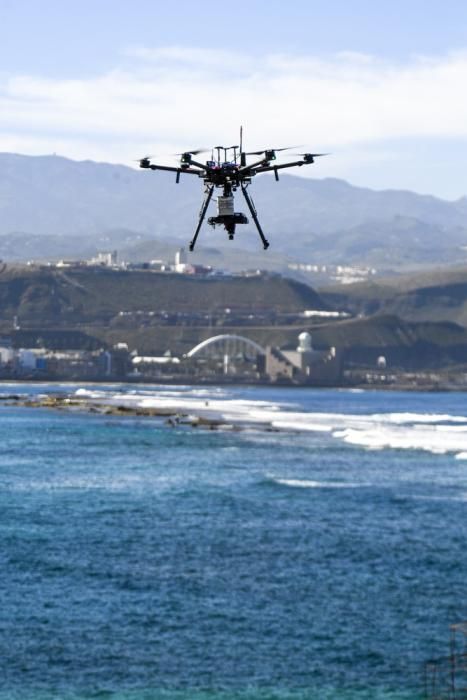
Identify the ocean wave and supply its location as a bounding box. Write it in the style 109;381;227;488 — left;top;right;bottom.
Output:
70;387;467;458
408;493;467;503
75;387;106;399
333;425;467;455
269;477;368;489
370;411;467;424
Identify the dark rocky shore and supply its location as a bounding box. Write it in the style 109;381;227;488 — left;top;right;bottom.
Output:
0;393;268;431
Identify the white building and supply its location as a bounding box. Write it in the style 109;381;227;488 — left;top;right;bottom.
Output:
174;248;188;273
0;346;15;365
90;251;118;267
265;332;342;384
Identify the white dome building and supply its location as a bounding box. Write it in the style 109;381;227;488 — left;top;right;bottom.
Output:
265;331;342;385
297;331;313;353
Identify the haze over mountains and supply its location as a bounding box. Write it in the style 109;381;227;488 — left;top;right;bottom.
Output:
1;152;467;269
3;153;467;370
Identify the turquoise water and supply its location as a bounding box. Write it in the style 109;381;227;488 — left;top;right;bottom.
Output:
1;383;466;700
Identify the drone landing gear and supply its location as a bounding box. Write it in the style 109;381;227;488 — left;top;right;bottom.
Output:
188;185;269;251
240;184;269;250
189;185;214;252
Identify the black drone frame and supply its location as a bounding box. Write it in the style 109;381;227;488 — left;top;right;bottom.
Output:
139;133;326;251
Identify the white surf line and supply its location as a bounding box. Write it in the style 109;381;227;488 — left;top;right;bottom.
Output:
73;388;467;456
270;477;371;489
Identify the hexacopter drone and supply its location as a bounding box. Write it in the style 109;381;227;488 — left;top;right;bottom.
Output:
139;128;326;251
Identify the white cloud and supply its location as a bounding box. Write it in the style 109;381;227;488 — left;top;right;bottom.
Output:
1;47;467;191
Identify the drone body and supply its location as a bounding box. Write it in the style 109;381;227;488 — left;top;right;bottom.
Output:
139;130;326;251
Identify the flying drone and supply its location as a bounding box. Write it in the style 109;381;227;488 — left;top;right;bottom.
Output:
138;129;327;251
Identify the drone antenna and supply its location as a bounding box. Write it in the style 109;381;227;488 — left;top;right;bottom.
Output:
215;146;222;165
239;125;246;167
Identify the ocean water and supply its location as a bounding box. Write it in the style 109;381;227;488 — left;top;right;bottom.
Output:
1;383;466;700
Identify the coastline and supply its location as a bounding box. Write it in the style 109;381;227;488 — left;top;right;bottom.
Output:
2;383;467;458
1;376;466;392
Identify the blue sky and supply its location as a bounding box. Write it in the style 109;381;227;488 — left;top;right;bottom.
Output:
1;0;467;198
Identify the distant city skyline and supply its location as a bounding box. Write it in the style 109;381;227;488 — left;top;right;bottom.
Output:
2;1;467;199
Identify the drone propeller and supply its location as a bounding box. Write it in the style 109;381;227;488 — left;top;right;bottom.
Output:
134;155;155;162
244;146;299;156
290;152;329;157
174;148;209;156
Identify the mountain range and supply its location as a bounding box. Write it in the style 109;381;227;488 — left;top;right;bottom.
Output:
1;152;467;270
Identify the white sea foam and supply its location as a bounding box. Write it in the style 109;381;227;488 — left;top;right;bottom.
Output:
271;477;367;489
271;420;334;432
334;424;467;455
75;387;106;399
71;387;467;458
409;493;467;503
371;412;467;424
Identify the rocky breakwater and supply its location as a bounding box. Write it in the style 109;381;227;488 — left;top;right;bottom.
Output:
6;392;258;431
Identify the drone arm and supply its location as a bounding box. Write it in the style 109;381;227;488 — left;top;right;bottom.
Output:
237;157;271;176
186;158;207;170
252;159;313;174
146;164;204;176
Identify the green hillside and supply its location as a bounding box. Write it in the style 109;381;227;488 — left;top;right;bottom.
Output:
320;266;467;326
1;266;467;370
0;266;326;326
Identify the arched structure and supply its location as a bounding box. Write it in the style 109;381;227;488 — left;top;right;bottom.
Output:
186;334;266;359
